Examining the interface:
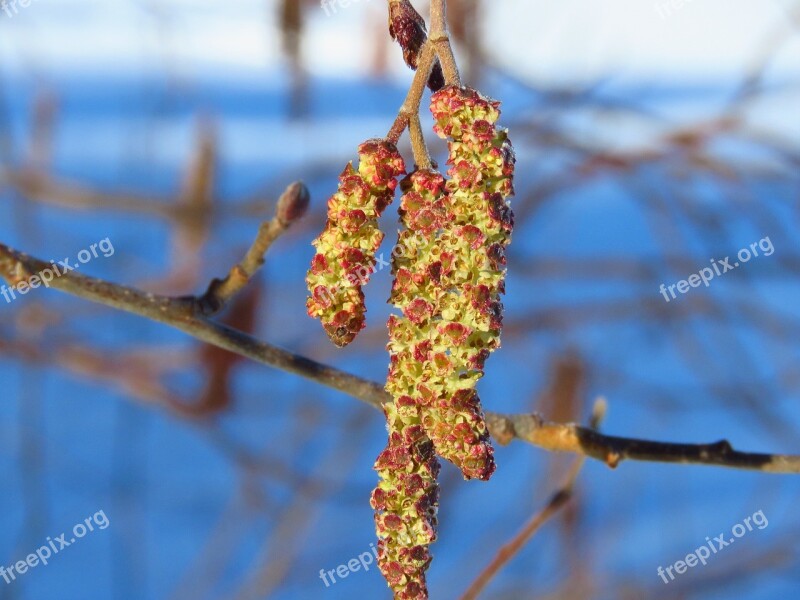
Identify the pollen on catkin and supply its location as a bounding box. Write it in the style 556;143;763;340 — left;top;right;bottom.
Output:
371;169;450;599
306;140;406;347
371;396;439;600
384;168;496;481
423;86;515;480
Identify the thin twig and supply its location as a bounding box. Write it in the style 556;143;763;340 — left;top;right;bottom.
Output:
460;461;583;600
429;0;461;86
197;218;283;314
484;412;800;473
0;244;386;408
385;0;461;165
1;243;799;474
460;403;605;600
0;167;279;220
408;113;432;170
386;40;438;168
197;182;309;315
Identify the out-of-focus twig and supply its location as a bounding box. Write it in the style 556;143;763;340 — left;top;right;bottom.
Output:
460;401;606;600
197;181;309;315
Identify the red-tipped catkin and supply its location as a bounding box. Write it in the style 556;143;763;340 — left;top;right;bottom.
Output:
369;87;514;599
387;168;499;481
371;397;439;600
306;140;405;347
373;170;452;599
423;86;515;477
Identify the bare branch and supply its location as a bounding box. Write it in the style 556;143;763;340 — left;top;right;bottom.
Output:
430;0;461;86
197;181;309;315
486;412;800;473
0;243;386;407
1;244;799;474
461;455;585;600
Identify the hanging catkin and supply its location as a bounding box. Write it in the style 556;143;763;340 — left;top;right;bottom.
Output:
306;140;406;346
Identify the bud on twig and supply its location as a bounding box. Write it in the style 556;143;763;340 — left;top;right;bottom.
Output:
389;0;445;91
276;181;310;225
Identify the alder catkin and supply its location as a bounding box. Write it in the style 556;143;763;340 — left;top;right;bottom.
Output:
371;395;439;600
424;86;515;478
306;140;405;347
372;89;515;596
372;169;450;599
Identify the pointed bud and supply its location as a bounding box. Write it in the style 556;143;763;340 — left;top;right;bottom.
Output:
388;0;445;91
276;181;310;225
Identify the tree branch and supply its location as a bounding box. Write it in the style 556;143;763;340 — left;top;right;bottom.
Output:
1;244;799;474
485;412;800;473
196;182;309;315
386;40;438;168
429;0;461;86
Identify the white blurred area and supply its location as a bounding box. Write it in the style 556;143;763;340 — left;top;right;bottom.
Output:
0;0;798;83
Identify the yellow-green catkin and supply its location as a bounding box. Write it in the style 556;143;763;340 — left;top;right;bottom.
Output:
425;87;515;478
306;140;406;346
369;86;514;600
